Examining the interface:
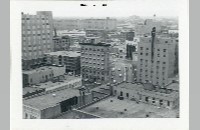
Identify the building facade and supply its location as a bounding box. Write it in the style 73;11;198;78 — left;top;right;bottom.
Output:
112;82;179;109
80;42;111;84
22;11;54;70
53;36;71;51
137;28;178;87
23;66;65;87
44;51;81;74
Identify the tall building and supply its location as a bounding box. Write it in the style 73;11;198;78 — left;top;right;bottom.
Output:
21;11;54;70
80;42;111;84
137;28;178;87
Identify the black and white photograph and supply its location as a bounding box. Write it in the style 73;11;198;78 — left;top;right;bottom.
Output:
10;0;189;129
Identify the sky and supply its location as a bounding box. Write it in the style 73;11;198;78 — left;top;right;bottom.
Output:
17;0;179;18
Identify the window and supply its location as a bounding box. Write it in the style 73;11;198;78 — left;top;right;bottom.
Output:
140;53;143;55
159;100;163;105
114;90;117;95
152;98;155;103
126;93;129;98
146;53;148;56
145;97;149;102
167;101;170;106
120;91;123;96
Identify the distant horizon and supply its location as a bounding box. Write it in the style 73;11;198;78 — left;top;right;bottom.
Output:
18;0;179;18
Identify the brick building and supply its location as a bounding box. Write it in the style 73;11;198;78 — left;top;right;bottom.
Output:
80;42;111;84
137;28;178;87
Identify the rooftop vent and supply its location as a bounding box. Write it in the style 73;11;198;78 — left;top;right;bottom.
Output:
52;94;56;97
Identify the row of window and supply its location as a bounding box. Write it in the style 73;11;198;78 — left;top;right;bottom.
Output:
138;79;166;86
140;52;167;57
81;53;105;57
82;70;105;75
82;61;105;65
81;65;105;70
81;48;106;52
82;75;105;81
140;47;167;52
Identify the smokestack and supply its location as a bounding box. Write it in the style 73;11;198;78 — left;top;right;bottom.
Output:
54;28;57;37
151;27;156;63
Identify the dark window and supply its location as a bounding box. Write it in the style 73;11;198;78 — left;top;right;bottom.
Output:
126;93;129;98
152;98;155;103
160;100;163;105
167;101;170;106
120;91;123;96
114;90;117;94
145;97;149;102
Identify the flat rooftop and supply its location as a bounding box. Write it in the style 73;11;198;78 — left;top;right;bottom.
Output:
79;42;111;47
115;82;179;101
166;82;179;91
23;66;65;75
81;97;178;118
23;87;43;95
44;51;80;57
23;88;80;110
31;75;81;89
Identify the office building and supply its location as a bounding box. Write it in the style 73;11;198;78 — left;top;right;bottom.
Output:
137;28;178;87
22;11;54;70
44;51;81;74
80;42;111;84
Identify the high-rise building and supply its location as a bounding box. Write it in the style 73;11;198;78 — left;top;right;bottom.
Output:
21;11;54;70
80;42;111;84
137;28;178;87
